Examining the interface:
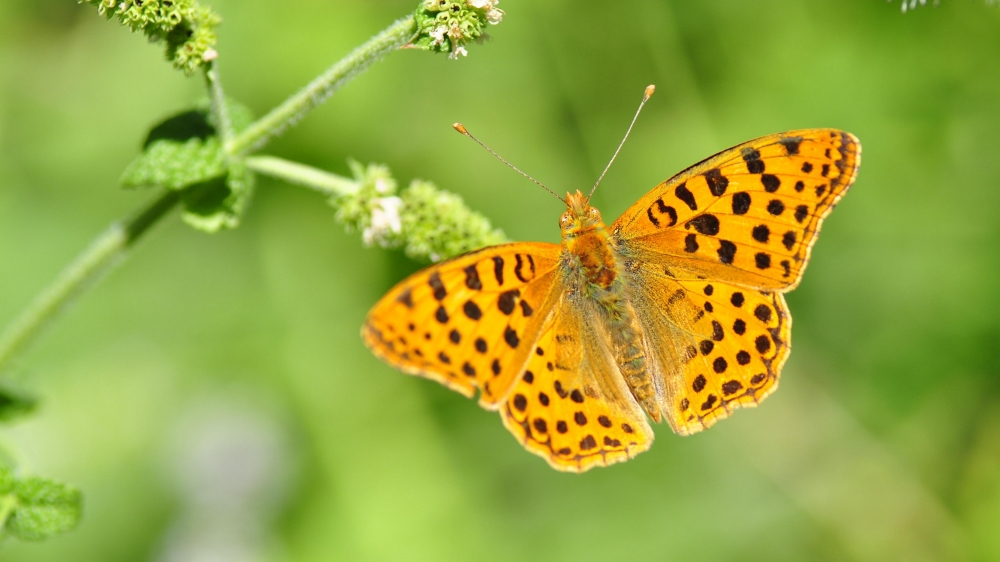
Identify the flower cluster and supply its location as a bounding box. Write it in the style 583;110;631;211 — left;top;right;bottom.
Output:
334;161;506;262
335;161;404;249
81;0;221;74
893;0;996;11
413;0;504;59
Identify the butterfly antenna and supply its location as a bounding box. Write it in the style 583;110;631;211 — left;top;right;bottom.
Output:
588;84;656;201
453;123;565;203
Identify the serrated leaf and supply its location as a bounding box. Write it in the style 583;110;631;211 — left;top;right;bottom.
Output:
0;468;81;542
121;109;227;190
180;160;255;233
0;386;36;423
123;99;257;232
6;477;82;541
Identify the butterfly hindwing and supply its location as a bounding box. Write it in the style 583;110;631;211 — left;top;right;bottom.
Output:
500;291;653;472
612;129;860;291
621;261;791;435
362;243;562;407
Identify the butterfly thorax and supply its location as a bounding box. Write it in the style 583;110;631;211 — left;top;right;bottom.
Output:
559;191;618;290
559;191;661;420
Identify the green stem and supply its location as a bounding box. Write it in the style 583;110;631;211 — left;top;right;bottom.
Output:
204;60;233;143
0;13;424;375
0;494;17;534
0;191;181;375
224;15;416;157
245;155;357;197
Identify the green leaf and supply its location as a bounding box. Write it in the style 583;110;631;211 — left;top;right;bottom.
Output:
180;161;255;233
121;100;257;233
121;108;227;190
0;386;36;423
0;468;82;542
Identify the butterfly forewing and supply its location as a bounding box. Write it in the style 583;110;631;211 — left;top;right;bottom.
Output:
363;243;562;406
612;129;860;290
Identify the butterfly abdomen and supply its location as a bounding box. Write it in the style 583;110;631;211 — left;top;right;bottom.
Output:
585;279;661;422
560;204;661;420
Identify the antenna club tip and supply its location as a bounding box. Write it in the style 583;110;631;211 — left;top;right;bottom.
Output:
452;123;469;135
643;85;656;100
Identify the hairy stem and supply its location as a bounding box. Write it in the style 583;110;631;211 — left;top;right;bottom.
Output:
245;155;357;197
0;13;422;375
205;60;234;142
225;16;416;157
0;191;181;374
0;494;17;533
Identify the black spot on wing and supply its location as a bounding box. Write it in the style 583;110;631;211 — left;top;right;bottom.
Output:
782;231;796;251
686;214;720;236
704;169;729;196
647;198;677;228
498;289;520;315
779;136;802;155
684;234;699;253
492;256;504;285
761;174;780;193
742;147;765;174
463;301;482;320
504;326;520;348
428;272;447;300
718;240;736;264
514;254;532;283
463;264;482;290
731;192;751;215
675;184;698;211
396;288;414;309
752;224;770;243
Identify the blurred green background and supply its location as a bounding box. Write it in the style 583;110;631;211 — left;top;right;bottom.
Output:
2;0;1000;560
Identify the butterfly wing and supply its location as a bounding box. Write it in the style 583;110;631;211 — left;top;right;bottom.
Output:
611;129;860;290
362;243;563;408
500;288;654;472
621;262;790;435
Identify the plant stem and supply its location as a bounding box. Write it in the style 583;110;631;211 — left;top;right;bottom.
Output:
0;191;181;375
245;155;357;197
205;60;234;143
0;494;17;534
0;13;422;375
224;15;416;157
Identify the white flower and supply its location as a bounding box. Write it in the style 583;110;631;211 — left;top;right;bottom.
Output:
467;0;494;9
486;7;504;24
449;45;468;59
428;26;447;47
374;177;391;194
363;197;403;246
202;48;219;62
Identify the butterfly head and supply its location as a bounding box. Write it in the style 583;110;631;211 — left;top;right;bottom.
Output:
560;190;605;238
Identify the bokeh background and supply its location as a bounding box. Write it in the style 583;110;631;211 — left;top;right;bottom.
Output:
2;0;1000;560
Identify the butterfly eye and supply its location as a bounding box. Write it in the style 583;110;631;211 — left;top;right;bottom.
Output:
560;214;573;229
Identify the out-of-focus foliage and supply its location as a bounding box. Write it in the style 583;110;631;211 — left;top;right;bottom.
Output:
0;468;82;541
2;0;1000;560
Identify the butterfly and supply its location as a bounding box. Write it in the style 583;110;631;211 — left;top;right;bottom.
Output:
362;96;860;472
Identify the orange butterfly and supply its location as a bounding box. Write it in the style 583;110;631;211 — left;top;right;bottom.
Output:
363;87;860;472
